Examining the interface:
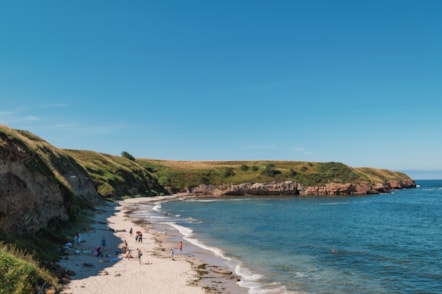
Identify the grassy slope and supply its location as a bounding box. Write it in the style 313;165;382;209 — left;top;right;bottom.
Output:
64;149;168;198
0;243;59;294
4;127;76;193
138;159;412;192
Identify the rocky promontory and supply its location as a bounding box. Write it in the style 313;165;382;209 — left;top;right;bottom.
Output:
189;178;416;196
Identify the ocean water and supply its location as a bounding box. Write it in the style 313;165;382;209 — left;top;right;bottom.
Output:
140;180;442;293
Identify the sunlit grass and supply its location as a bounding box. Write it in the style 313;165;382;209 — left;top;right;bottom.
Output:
0;242;59;294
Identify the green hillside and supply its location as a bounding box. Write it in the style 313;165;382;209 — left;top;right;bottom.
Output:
138;159;411;193
64;149;168;198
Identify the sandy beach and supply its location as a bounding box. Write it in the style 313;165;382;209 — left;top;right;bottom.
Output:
59;196;247;294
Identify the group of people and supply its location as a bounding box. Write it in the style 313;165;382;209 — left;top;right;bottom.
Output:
93;246;104;257
125;227;185;264
66;220;187;268
66;232;82;248
130;227;143;243
62;232;107;257
92;236;108;257
62;232;82;251
125;228;145;264
68;225;185;264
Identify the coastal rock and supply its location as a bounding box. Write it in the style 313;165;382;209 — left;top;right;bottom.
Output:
389;179;416;189
189;179;416;197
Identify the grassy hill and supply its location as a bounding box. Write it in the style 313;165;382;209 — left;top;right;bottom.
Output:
138;159;411;193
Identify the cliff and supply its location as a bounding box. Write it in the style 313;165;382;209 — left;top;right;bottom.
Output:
0;125;168;236
0;126;101;235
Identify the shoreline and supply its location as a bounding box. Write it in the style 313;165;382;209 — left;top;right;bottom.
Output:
59;195;248;294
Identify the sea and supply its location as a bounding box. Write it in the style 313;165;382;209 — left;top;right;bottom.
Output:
135;180;442;294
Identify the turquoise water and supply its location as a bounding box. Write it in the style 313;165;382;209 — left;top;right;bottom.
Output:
146;180;442;293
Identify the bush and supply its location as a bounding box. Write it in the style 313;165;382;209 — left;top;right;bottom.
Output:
221;167;235;178
200;176;210;184
262;164;281;177
121;151;135;161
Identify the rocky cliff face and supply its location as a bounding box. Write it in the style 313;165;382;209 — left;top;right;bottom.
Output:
189;178;416;197
0;127;101;235
0;159;69;235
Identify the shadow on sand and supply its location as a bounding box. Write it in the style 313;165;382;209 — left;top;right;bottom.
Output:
59;202;130;280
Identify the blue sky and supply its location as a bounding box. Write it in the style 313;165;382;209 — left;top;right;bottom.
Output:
1;1;442;178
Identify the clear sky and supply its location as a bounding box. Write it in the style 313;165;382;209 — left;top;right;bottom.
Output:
1;1;441;178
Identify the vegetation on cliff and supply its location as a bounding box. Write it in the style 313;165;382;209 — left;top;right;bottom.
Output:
64;149;167;199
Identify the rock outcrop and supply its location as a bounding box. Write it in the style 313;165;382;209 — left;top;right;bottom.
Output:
189;178;416;197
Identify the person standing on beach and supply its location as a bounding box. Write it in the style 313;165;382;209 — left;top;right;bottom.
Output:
178;241;183;254
101;236;107;251
137;248;143;264
123;239;129;253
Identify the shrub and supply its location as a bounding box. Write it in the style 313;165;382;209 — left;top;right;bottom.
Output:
200;176;210;184
240;164;249;171
121;151;135;161
222;167;235;178
262;163;281;177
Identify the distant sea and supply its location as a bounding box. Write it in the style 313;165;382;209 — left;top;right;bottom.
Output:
136;180;442;293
